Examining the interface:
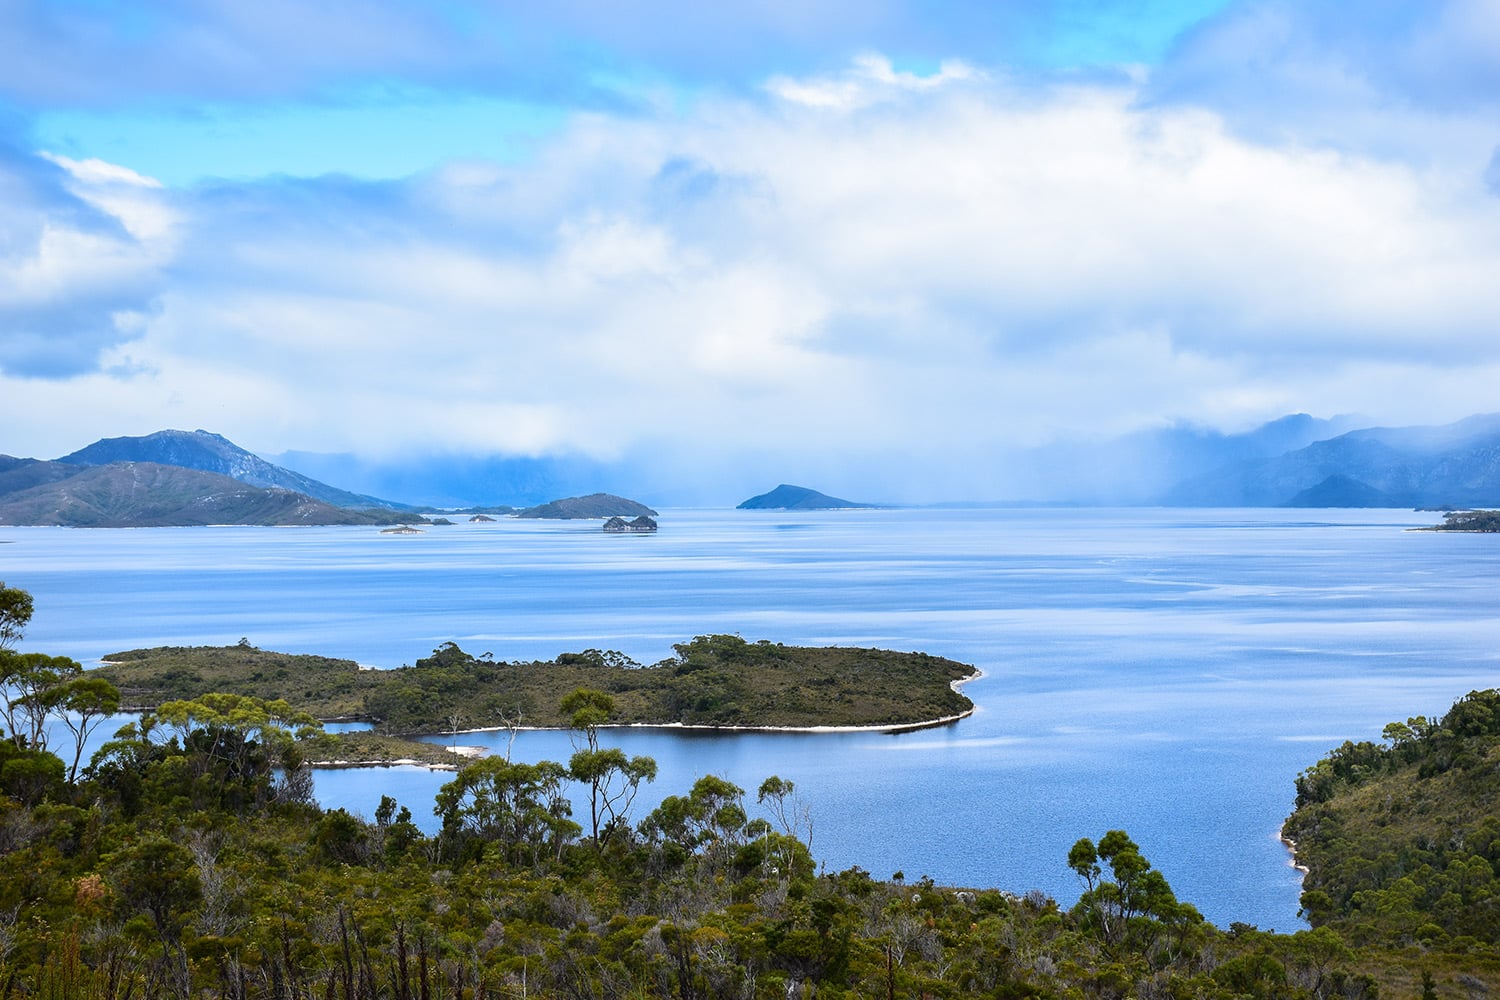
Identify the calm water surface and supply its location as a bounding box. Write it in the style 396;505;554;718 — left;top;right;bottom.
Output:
6;507;1498;931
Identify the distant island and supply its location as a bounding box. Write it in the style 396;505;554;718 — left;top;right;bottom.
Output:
516;493;657;519
737;484;874;510
92;634;977;739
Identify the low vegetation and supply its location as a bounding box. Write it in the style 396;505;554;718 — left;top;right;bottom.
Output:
1284;688;1500;991
94;634;978;735
6;581;1500;997
1420;509;1500;532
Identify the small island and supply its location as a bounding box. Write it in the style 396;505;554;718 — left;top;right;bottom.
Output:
93;635;978;752
515;492;658;519
737;483;875;510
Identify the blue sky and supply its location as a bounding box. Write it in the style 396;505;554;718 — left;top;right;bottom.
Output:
3;1;1499;503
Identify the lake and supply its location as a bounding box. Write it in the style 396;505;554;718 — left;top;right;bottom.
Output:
5;507;1497;932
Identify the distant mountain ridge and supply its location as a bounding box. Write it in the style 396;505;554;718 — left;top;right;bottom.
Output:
1162;414;1500;507
0;461;412;527
61;430;408;510
8;413;1500;520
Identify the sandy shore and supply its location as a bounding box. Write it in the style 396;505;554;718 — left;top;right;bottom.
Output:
308;757;461;771
437;666;986;738
1278;827;1310;874
304;665;985;769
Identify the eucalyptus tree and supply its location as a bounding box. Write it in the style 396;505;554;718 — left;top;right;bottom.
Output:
54;674;122;781
0;581;32;650
1067;830;1196;949
561;687;658;845
0;586;121;782
435;757;579;866
0;651;83;752
149;692;322;808
641;774;750;875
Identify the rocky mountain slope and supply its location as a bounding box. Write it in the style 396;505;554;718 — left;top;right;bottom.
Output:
60;429;406;510
0;461;413;527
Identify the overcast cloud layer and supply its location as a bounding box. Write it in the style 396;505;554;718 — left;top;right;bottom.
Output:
2;1;1498;503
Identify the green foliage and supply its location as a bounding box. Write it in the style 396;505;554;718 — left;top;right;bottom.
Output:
1067;830;1199;952
435;757;578;866
0;579;33;649
1424;509;1500;531
0;585;1492;998
95;635;979;736
1285;687;1500;985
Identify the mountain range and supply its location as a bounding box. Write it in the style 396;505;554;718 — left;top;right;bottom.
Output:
0;457;412;527
1161;413;1500;507
0;430;416;527
60;430;404;510
3;414;1499;525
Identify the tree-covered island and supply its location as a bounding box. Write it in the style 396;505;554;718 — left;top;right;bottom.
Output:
93;634;978;738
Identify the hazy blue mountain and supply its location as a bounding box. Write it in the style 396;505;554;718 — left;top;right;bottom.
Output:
269;449;618;509
1282;474;1401;508
737;484;870;510
60;430;408;510
1016;413;1366;505
1162;414;1500;507
274;415;1364;508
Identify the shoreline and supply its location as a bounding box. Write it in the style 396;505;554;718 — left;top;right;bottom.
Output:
1278;826;1310;875
429;665;985;739
312;666;985;768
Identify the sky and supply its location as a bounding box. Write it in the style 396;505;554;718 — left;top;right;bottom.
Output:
3;1;1499;504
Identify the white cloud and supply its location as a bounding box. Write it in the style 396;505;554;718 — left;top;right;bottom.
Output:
766;54;981;111
6;48;1500;497
0;148;175;378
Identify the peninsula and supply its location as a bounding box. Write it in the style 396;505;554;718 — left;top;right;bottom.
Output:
1418;509;1500;531
94;634;977;738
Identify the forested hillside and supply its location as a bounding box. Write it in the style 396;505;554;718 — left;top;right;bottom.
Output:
5;582;1500;997
1284;688;1500;990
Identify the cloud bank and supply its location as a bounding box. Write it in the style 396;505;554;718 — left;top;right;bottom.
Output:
2;1;1498;503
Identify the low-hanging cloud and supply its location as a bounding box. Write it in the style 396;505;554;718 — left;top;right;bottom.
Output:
4;4;1500;500
0;141;172;378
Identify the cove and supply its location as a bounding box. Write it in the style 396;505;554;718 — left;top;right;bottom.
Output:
7;506;1497;931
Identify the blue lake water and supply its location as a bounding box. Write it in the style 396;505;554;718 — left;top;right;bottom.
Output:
6;507;1498;932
